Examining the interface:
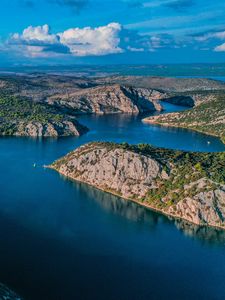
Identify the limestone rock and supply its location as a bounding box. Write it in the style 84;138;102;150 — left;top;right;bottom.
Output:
47;84;165;114
50;142;225;229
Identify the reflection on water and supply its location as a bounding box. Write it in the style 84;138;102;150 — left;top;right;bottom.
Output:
173;219;225;245
72;179;225;246
0;102;225;300
76;181;161;227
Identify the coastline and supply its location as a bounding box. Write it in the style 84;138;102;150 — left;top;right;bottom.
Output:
48;165;225;231
142;117;225;144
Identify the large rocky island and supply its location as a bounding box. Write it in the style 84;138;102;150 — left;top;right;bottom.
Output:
49;142;225;229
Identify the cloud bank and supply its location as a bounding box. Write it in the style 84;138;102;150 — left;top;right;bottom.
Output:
7;23;123;57
4;21;225;59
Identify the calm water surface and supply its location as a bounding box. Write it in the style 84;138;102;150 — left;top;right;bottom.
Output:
0;103;225;300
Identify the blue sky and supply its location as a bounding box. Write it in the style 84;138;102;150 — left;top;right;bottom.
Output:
0;0;225;65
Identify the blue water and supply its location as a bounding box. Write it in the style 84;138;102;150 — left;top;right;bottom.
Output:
0;103;225;300
175;76;225;82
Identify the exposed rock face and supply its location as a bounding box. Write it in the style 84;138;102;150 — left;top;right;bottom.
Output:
1;119;88;137
0;283;23;300
51;143;166;198
1;75;224;113
168;179;225;227
47;84;165;114
50;142;225;229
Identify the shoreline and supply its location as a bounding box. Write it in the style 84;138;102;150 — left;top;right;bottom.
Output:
142;117;225;144
48;165;225;231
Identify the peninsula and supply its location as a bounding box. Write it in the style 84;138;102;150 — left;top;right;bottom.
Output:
0;95;88;137
49;142;225;229
143;95;225;143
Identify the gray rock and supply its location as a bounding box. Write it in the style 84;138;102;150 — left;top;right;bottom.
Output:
50;142;225;229
4;119;88;137
47;84;165;114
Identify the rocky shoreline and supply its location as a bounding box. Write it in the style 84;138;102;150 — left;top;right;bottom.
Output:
143;96;225;144
49;142;225;230
1;75;224;138
1;119;89;137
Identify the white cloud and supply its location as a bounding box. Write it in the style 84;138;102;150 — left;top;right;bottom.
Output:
196;31;225;42
7;23;123;57
127;46;144;52
194;29;225;52
59;23;123;56
8;24;64;57
11;24;58;44
214;43;225;52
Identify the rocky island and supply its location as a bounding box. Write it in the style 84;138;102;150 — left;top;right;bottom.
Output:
50;142;225;229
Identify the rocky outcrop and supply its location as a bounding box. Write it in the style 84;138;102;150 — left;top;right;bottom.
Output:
47;84;165;114
49;142;225;229
2;75;224;113
0;95;89;137
51;143;167;198
0;283;23;300
0;119;88;137
168;179;225;227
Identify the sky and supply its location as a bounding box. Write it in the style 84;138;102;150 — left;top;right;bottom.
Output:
0;0;225;65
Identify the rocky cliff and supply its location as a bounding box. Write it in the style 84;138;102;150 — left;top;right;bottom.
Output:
1;74;224;112
1;119;88;137
50;142;225;229
47;84;164;114
0;96;88;137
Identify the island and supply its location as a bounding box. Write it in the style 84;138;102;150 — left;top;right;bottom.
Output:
49;142;225;229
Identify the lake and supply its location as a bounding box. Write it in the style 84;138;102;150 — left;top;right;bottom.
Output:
0;102;225;300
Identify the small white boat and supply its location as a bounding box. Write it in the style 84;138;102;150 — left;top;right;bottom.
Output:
33;163;37;168
207;141;211;145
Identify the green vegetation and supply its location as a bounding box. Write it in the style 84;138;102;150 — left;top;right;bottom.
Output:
51;141;225;221
0;95;67;135
80;142;225;209
119;142;225;184
151;96;225;143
